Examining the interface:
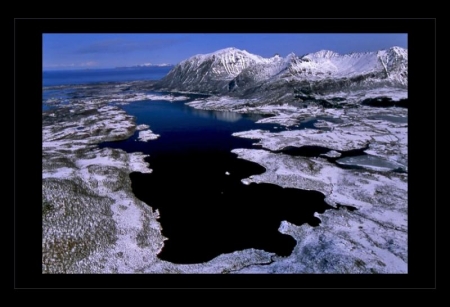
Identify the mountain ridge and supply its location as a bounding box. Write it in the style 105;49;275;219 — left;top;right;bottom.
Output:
153;46;407;105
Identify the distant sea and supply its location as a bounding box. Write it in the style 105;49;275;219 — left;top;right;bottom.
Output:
42;66;173;87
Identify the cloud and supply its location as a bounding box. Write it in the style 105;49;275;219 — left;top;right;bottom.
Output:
80;61;98;67
76;38;184;54
43;61;97;69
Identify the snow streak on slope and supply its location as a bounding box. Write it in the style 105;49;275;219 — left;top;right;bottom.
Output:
296;50;382;79
292;46;407;84
376;46;408;86
192;47;271;78
156;47;278;93
233;54;289;84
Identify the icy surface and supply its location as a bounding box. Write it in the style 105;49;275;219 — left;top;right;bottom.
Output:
136;124;150;131
109;93;189;105
232;105;408;168
137;129;160;142
186;96;257;111
233;128;371;152
320;150;342;158
336;155;406;172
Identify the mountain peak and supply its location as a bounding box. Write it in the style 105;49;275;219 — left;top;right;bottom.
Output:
159;47;270;94
207;47;239;56
303;50;341;60
193;47;249;59
214;47;238;53
385;46;408;58
389;46;407;52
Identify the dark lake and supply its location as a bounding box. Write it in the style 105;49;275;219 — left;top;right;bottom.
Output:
100;97;333;264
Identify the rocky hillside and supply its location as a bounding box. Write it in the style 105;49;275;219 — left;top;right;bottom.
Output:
154;46;408;104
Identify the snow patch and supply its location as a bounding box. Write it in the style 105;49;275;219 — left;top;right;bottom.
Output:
137;130;160;142
136;124;150;131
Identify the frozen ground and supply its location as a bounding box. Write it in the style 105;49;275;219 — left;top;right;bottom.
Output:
227;100;407;273
111;93;189;105
137;129;160;142
231;148;407;273
232;105;408;169
42;82;407;274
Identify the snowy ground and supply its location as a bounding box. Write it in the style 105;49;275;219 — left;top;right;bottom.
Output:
231;148;407;273
232;105;408;168
42;83;407;274
111;93;189;105
137;129;160;142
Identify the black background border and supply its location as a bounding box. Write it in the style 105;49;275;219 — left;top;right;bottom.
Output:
13;18;436;289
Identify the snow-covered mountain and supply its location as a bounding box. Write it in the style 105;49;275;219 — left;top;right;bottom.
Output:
290;46;407;83
156;47;278;94
154;46;407;103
